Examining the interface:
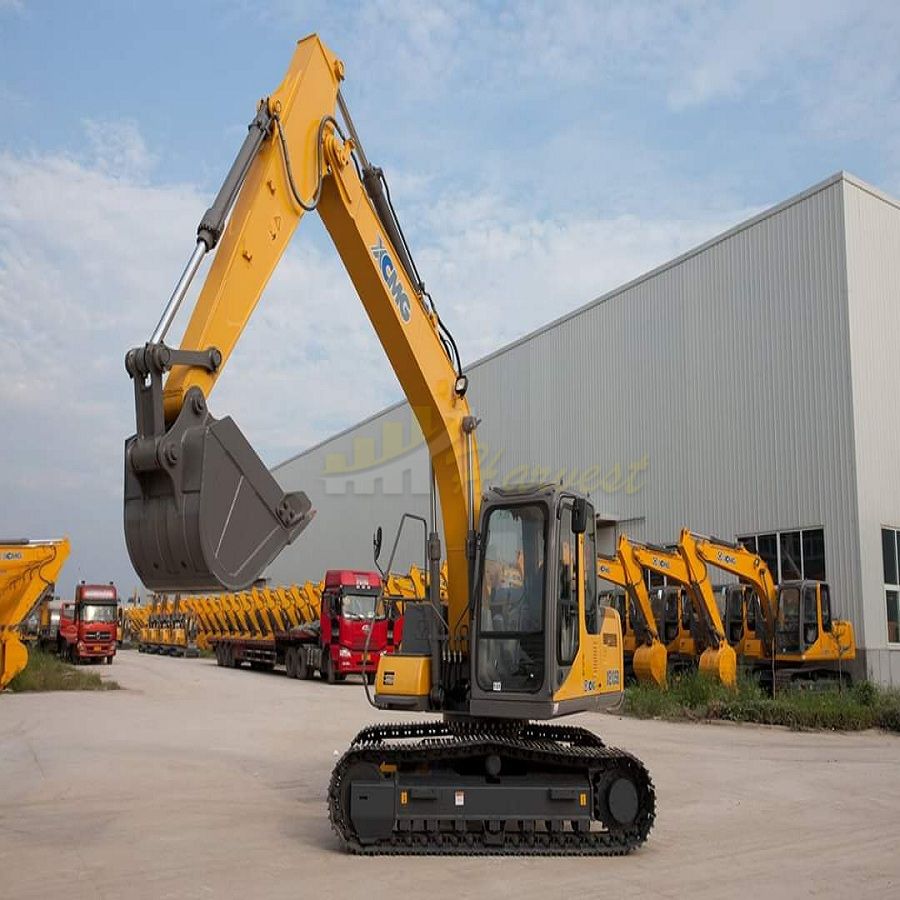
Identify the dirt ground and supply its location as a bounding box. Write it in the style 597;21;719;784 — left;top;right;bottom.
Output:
1;650;898;899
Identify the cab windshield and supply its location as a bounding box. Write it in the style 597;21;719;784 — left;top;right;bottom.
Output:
476;504;547;693
776;586;801;652
81;603;117;623
340;593;384;620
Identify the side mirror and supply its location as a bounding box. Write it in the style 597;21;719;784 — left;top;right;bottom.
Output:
572;497;588;534
373;526;383;563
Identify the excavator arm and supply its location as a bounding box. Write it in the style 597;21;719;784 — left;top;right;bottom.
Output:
124;35;479;639
597;536;668;686
680;531;777;647
628;536;736;686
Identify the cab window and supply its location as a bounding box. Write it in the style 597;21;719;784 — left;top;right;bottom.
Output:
820;584;832;632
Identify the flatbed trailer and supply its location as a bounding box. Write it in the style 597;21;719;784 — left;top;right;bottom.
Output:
211;624;388;684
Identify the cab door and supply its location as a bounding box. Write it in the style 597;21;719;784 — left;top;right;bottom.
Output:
554;498;623;703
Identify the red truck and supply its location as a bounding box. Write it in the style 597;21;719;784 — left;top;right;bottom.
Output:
213;570;397;683
57;582;119;665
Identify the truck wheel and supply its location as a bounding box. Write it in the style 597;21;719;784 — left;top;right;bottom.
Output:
106;655;114;665
215;645;223;667
285;647;297;678
367;671;376;685
296;649;309;681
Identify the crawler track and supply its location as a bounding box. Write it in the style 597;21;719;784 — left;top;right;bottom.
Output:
328;720;655;855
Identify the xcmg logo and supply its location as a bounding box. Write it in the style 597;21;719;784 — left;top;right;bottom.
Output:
651;557;670;570
2;551;23;560
716;551;737;566
371;236;411;323
599;564;612;575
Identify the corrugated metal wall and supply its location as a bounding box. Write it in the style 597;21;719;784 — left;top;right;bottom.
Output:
844;177;900;684
268;174;885;666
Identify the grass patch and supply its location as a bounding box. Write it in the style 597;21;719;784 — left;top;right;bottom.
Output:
7;649;120;693
624;671;900;733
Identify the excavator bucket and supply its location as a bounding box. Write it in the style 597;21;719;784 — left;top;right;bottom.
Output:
633;642;668;688
0;538;70;690
699;643;737;687
124;377;314;592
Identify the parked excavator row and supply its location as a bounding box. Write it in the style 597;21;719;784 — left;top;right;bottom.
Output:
0;538;71;689
135;597;199;656
598;528;856;688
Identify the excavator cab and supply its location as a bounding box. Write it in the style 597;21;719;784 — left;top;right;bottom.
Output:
467;484;623;719
378;484;625;718
775;581;838;656
124;347;314;592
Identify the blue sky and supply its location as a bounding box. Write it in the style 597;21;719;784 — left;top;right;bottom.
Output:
1;0;899;595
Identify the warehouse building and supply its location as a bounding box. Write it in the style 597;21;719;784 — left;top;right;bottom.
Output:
267;172;900;686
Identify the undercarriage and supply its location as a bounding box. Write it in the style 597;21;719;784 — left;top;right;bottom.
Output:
329;720;655;855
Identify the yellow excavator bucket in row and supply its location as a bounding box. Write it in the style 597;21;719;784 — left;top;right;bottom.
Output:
0;538;71;689
699;645;738;687
632;642;669;689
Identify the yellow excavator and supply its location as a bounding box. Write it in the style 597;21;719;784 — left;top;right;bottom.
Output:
679;531;856;682
625;538;737;687
597;536;667;687
0;538;71;689
122;34;653;854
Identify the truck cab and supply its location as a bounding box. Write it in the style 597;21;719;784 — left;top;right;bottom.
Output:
57;582;118;665
318;569;388;683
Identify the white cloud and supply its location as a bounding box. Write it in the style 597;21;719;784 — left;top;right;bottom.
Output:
82;118;157;180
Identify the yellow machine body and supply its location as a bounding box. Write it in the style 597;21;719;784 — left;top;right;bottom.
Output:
121;34;653;854
682;532;857;675
0;538;71;689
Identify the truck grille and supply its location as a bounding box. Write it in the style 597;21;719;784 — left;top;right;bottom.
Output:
85;631;110;641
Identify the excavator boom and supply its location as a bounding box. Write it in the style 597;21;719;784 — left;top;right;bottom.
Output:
124;35;478;632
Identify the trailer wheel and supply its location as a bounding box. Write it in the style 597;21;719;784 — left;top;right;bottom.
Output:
296;649;309;681
285;647;297;678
